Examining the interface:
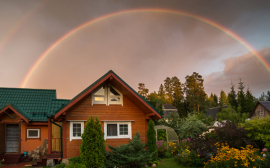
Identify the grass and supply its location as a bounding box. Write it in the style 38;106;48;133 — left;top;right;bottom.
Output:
158;157;184;168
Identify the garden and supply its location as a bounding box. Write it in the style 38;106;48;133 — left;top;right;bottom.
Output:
50;111;270;168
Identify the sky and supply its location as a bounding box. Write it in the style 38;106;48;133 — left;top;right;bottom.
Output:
0;0;270;99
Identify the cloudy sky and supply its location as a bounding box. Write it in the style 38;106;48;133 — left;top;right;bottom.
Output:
0;0;270;99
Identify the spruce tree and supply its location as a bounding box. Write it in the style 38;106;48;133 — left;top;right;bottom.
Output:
246;88;256;113
228;82;238;109
219;90;228;106
147;119;158;161
237;78;246;114
80;116;105;168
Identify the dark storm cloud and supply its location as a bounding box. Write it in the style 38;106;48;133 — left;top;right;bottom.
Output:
204;47;270;97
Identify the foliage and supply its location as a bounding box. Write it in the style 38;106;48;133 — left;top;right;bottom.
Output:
55;163;66;168
191;111;214;126
228;82;238;110
178;138;192;153
138;83;149;98
175;147;205;167
157;129;167;141
190;134;217;160
207;93;217;108
177;114;207;139
80;116;105;168
217;104;248;123
168;142;177;155
204;143;265;168
104;132;154;168
157;140;167;157
0;159;3;168
65;163;87;168
238;78;246;114
242;115;270;148
245;88;257;113
165;151;172;158
219;90;228;106
147;119;158;161
214;121;254;149
69;156;82;164
261;147;270;168
184;72;206;112
156;113;182;134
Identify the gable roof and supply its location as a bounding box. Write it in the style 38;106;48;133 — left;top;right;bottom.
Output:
162;104;177;109
249;101;270;117
54;70;162;119
206;105;228;120
0;87;70;122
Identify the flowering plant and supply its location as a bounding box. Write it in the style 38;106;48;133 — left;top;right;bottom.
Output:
168;142;177;155
157;140;167;157
175;146;204;167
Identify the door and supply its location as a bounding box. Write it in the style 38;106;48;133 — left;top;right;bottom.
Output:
0;123;5;154
6;124;19;153
52;122;62;152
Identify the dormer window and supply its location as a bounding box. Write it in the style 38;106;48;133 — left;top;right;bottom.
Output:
92;85;123;106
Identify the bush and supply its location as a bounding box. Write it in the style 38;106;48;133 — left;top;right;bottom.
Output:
214;121;254;149
175;147;205;167
55;163;66;168
217;104;248;123
0;159;3;168
177;114;207;139
69;156;82;164
191;111;214;126
168;142;177;155
147;119;158;161
104;132;154;168
242;115;270;148
165;151;172;158
178;138;192;153
80;116;105;168
157;140;167;157
65;163;87;168
204;143;265;168
157;129;167;141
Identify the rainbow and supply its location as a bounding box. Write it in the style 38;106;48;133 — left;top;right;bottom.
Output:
20;8;269;88
0;0;50;55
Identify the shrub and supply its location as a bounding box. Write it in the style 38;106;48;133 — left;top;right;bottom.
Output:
178;138;192;153
157;129;167;141
147;119;158;161
0;159;3;168
204;143;265;168
217;104;248;123
165;151;172;158
65;163;87;168
214;121;254;149
157;140;167;157
242;115;270;148
69;156;82;164
191;111;214;126
175;147;205;167
80;116;105;168
177;114;207;139
55;163;66;168
104;132;154;168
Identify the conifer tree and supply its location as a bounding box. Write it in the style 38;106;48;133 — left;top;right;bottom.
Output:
228;82;238;109
213;94;218;106
238;78;246;114
80;116;105;168
219;90;228;106
246;88;256;113
147;119;158;161
164;77;173;102
158;84;166;102
138;83;149;98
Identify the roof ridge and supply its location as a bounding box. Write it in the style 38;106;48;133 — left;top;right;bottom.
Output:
0;87;56;91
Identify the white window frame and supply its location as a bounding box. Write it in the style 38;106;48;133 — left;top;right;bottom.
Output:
259;109;265;119
104;121;132;140
108;86;123;106
92;85;107;105
27;129;40;138
70;121;84;141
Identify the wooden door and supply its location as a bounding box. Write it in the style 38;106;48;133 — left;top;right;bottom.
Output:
6;124;19;153
52;122;62;152
0;123;5;154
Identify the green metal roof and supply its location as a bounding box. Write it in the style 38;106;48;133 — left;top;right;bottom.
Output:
0;87;70;122
55;70;162;117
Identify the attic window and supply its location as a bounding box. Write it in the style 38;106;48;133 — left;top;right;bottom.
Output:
259;109;265;118
92;85;123;106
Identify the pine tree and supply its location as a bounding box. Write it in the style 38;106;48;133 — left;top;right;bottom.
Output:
213;94;218;106
171;76;185;117
164;77;173;103
147;119;158;161
259;92;266;101
80;116;105;168
208;93;217;107
138;83;149;98
246;88;256;113
228;82;238;109
158;84;166;102
237;78;246;114
219;90;228;106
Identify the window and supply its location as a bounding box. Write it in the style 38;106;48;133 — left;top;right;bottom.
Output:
92;85;123;106
70;121;84;141
259;109;265;119
104;122;132;140
27;129;40;138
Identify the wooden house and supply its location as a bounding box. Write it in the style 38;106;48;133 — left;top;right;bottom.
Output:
0;70;161;165
249;101;270;118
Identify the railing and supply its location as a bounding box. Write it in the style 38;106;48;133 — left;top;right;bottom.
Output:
52;138;61;155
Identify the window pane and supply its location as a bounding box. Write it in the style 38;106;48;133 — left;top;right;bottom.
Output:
110;87;120;96
107;124;117;136
111;97;120;102
94;86;105;96
73;123;81;137
119;124;128;135
95;97;105;101
28;130;38;137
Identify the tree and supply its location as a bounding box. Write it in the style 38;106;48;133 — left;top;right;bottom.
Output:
171;76;185;117
245;88;256;113
219;90;228;106
213;94;218;106
184;72;206;112
258;92;266;101
158;84;166;102
207;93;217;108
147;119;158;161
80;116;105;168
228;81;238;109
138;83;149;98
164;77;173;102
266;91;270;101
237;78;246;114
147;91;164;117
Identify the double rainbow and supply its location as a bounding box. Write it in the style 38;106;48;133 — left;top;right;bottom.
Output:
20;8;269;88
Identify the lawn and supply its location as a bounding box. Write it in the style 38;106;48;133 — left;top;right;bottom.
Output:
158;157;183;168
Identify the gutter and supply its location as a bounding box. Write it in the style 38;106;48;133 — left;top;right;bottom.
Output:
48;115;63;160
